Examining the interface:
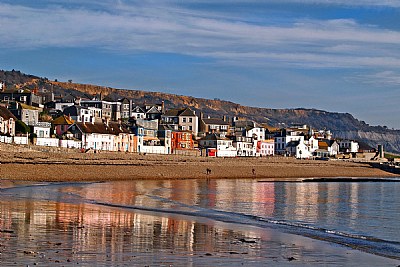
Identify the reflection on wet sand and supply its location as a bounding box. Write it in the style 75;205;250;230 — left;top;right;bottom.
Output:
1;179;399;266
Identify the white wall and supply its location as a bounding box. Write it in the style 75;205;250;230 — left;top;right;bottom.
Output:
60;139;82;149
0;135;12;143
36;138;59;147
14;136;28;145
34;126;51;138
141;145;167;154
84;133;114;151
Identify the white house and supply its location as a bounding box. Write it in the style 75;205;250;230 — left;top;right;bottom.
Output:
63;105;99;123
131;106;146;119
286;140;312;159
274;130;305;155
338;140;359;153
246;127;265;141
232;136;254;156
68;121;134;152
305;136;319;155
33;122;52;138
318;139;340;156
256;139;275;156
199;133;237;157
33;122;60;147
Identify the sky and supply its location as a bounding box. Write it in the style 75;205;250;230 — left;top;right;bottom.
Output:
0;1;400;129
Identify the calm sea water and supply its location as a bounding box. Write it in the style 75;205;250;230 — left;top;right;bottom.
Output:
1;179;399;266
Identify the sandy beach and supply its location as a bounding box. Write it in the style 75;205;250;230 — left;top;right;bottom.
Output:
0;143;397;181
2;143;400;266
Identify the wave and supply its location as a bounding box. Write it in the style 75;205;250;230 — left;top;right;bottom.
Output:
90;196;400;260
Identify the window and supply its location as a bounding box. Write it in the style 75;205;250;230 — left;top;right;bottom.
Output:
182;118;186;123
189;126;192;131
189;118;192;123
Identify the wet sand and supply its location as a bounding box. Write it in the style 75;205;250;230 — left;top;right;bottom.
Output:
0;143;397;182
1;180;399;266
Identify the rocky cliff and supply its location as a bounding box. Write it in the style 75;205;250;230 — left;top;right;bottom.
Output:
2;70;399;153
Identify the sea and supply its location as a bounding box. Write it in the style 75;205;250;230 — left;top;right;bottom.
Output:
1;178;399;266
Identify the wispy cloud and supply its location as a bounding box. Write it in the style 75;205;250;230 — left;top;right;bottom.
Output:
353;71;400;86
1;1;400;70
280;0;400;8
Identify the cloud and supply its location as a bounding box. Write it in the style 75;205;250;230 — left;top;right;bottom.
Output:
168;0;400;8
1;2;400;70
353;71;400;86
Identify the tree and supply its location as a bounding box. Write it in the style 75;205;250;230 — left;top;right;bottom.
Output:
15;120;30;134
39;111;53;122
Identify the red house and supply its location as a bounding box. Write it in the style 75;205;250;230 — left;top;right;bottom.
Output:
171;131;194;152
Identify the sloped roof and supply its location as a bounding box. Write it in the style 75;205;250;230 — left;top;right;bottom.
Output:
0;106;17;120
318;139;337;147
146;106;162;114
118;97;130;103
179;107;196;117
202;118;229;125
19;102;40;110
318;140;329;148
164;107;196;117
132;105;146;113
52;114;75;125
102;95;116;102
74;121;131;135
163;108;181;116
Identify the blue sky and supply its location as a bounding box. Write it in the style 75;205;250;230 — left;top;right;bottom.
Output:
1;0;400;128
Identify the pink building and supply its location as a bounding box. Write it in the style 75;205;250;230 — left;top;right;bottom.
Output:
257;139;275;156
52;115;75;136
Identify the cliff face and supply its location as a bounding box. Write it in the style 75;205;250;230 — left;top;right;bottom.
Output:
334;130;400;153
2;70;399;153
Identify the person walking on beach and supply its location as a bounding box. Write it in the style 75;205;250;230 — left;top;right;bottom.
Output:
252;168;256;176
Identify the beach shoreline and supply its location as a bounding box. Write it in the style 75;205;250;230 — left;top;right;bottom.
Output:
1;178;399;266
0;143;397;182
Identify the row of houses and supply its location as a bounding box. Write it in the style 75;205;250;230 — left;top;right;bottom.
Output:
0;86;374;158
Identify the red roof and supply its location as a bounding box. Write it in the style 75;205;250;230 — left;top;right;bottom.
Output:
75;122;131;135
0;106;17;120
